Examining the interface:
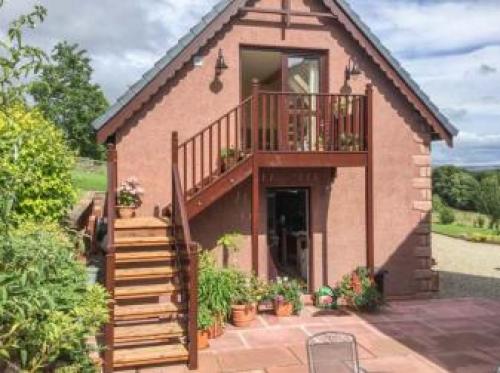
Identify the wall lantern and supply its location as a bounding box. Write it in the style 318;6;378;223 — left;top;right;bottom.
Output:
345;58;361;81
215;48;229;76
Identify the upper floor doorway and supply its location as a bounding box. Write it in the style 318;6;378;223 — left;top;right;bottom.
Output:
240;47;327;150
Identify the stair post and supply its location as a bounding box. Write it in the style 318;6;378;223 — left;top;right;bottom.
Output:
172;131;179;228
251;79;260;275
251;78;260;152
365;84;374;272
104;143;117;373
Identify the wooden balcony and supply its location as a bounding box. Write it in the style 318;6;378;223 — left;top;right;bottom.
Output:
176;85;372;200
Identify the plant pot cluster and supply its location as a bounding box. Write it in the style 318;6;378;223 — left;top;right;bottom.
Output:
313;267;382;312
197;250;307;349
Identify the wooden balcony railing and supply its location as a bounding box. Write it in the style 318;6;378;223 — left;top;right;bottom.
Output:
176;80;370;199
256;91;368;152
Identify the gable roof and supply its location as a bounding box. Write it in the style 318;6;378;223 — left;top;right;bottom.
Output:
94;0;458;144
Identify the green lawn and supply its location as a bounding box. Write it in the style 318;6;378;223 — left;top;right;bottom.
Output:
432;207;500;244
72;166;107;198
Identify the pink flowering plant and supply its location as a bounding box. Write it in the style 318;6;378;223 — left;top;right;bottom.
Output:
269;277;303;314
117;177;144;207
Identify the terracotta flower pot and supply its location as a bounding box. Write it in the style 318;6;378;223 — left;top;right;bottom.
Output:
208;316;224;339
231;303;256;327
197;330;209;350
116;205;135;219
274;301;293;317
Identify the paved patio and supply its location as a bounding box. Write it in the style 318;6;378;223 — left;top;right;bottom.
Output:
126;298;500;373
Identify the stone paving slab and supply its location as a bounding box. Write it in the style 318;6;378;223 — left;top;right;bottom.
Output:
120;298;500;373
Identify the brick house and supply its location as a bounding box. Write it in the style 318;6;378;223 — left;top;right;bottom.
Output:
93;0;457;370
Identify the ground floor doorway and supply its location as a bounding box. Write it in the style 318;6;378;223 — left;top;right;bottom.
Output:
266;188;309;288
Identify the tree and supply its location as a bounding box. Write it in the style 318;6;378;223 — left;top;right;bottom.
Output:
30;42;108;159
0;1;48;230
0;1;47;106
432;166;479;210
475;174;500;230
0;104;76;223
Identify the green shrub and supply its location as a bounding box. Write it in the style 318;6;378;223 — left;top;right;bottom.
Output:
473;216;485;228
439;207;455;225
0;105;76;223
475;174;500;231
198;250;236;321
0;223;108;371
197;304;214;331
432;194;444;213
469;233;488;243
340;267;382;312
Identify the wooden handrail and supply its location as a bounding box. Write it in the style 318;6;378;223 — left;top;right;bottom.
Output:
178;96;253;147
103;143;117;373
172;132;198;370
176;96;253;197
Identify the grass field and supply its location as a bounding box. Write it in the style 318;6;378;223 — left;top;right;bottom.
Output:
72;164;107;198
432;207;500;244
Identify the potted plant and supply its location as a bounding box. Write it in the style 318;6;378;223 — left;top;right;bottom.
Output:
219;147;241;173
198;251;233;339
217;231;242;267
314;285;340;309
270;277;303;317
339;134;361;151
197;304;214;350
339;267;382;312
230;271;257;327
116;177;144;218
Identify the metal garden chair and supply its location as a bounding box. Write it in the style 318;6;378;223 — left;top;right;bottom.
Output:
306;331;365;373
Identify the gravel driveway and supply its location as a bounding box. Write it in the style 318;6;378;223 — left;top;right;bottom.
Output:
433;233;500;298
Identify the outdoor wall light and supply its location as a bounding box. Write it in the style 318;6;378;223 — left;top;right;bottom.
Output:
345;58;361;81
215;48;228;76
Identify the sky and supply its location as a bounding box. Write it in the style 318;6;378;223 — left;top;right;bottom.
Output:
0;0;499;166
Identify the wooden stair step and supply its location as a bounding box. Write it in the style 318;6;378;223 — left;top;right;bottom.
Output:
115;250;176;263
115;283;181;299
115;302;185;321
113;344;188;368
114;321;185;344
115;217;171;229
115;266;179;281
115;236;175;247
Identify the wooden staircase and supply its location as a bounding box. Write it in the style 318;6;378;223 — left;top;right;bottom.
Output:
108;217;189;370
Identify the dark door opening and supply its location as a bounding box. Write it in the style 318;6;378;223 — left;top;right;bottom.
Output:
267;188;309;287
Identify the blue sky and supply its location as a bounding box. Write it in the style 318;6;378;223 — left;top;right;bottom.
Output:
1;0;499;166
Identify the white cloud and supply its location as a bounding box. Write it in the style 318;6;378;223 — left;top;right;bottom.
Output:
351;0;500;58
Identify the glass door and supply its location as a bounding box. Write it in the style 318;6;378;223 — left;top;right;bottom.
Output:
282;54;322;151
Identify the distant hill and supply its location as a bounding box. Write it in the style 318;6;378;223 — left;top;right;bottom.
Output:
434;164;500;172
